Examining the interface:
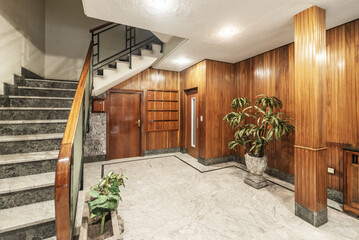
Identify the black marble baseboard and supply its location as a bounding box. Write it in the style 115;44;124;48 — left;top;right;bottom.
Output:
198;155;236;166
265;166;295;185
235;156;295;184
144;147;181;156
0;159;56;179
295;202;328;227
84;154;106;163
0;220;55;240
21;67;43;79
180;148;187;153
327;188;344;204
0;186;54;209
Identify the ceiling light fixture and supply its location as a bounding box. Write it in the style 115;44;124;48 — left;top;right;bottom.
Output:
173;57;191;66
219;27;237;38
147;0;173;13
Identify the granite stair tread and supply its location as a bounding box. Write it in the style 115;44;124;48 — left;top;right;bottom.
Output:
0;172;54;194
0;107;71;110
8;96;73;100
0;119;67;124
0;150;59;165
0;200;54;234
25;78;78;83
17;86;76;91
0;133;63;142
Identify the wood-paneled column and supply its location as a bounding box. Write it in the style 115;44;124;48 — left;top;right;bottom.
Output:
294;6;328;227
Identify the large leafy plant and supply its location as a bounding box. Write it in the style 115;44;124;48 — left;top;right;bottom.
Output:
88;170;126;235
223;95;294;157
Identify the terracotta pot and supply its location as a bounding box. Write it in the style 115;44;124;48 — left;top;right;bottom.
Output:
244;153;268;189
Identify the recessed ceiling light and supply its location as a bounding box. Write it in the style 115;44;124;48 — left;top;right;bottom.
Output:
147;0;173;12
219;27;237;38
173;57;190;65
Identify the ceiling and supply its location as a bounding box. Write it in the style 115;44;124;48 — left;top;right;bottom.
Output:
82;0;359;72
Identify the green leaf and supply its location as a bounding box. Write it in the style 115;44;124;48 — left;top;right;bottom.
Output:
109;181;120;193
90;189;100;198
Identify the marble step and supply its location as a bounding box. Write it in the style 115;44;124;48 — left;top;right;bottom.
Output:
0;133;63;155
0;150;59;179
23;78;78;89
18;86;76;97
44;237;57;240
0;200;55;239
0;172;54;209
0;119;67;135
0;107;70;120
8;96;73;108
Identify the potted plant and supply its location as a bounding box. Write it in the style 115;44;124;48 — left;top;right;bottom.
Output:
80;170;126;240
223;95;294;189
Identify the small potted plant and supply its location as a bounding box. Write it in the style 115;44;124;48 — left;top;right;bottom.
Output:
224;95;294;189
80;170;126;240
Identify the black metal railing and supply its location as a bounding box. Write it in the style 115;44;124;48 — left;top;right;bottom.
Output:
90;22;163;72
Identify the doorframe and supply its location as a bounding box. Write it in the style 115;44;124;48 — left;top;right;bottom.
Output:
184;87;199;158
106;89;144;160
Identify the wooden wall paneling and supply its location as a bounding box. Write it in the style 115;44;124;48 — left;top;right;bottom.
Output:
111;68;180;152
180;61;207;157
326;25;345;191
294;6;328;223
148;101;155;110
234;59;252;158
148;90;155;100
234;45;295;175
163;111;170;120
163;91;171;101
148;111;155;121
205;60;236;159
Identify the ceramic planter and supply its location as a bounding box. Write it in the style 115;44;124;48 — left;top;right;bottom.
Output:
244;153;268;189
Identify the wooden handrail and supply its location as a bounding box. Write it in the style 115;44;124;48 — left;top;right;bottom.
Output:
89;22;113;33
55;41;93;240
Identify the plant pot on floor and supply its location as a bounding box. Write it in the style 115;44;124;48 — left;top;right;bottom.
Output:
79;192;124;240
244;153;268;189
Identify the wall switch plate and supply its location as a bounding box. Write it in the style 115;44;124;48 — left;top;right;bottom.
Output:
200;116;203;121
328;167;335;174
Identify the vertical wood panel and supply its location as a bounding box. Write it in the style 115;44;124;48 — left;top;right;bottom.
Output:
205;60;236;159
294;6;327;212
234;44;295;175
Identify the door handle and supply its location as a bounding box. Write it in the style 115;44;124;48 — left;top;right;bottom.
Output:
137;119;141;128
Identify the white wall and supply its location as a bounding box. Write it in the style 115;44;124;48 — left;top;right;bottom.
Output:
44;0;105;80
0;0;45;94
45;0;156;81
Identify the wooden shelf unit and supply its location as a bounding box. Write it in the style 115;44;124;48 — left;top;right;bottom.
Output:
147;90;178;131
344;147;359;215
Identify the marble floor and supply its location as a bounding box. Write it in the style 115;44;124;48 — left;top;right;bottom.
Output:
80;153;359;240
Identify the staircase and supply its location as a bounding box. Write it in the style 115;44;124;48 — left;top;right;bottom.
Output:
0;75;77;239
92;43;163;96
90;22;163;96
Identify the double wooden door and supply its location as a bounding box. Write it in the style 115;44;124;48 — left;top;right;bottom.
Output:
107;91;141;160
